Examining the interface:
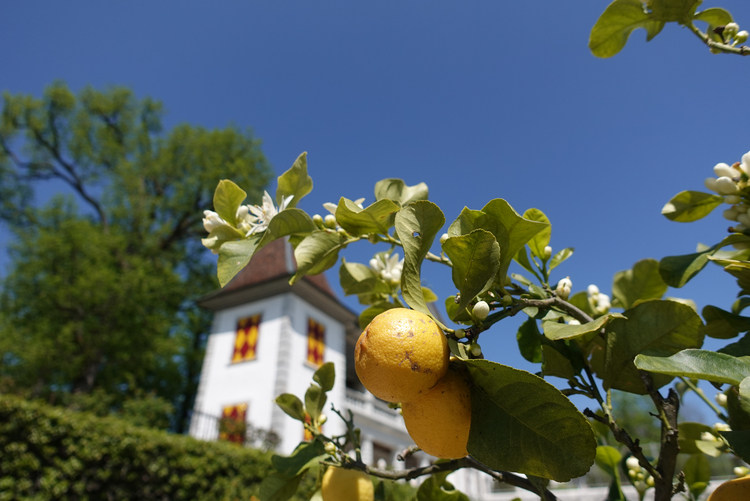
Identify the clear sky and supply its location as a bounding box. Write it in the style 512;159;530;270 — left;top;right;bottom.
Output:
2;2;749;402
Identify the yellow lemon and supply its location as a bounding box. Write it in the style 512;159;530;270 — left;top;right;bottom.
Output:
401;361;471;459
321;466;373;501
708;475;750;501
355;308;449;403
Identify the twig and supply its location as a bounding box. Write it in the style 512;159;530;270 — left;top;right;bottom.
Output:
686;22;750;56
679;376;729;422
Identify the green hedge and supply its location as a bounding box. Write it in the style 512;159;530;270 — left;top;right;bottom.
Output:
0;394;277;500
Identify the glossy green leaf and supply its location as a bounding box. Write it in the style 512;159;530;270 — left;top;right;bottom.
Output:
445;295;472;324
276;152;312;208
523;208;551;259
517;317;543;363
702;305;750;340
442;230;501;318
304;384;326;420
513;247;543;283
272;439;325;477
339;259;391;296
213;179;247;227
395;201;445;316
465;359;596;481
335;197;400;236
447;207;497;238
661;190;723;222
259;472;305;501
612;258;668;309
719;431;750;463
727;387;750;432
291;231;348;284
589;0;665;58
719;333;750;357
374;178;428;205
415;470;470;501
256;208;319;250
447;339;470;360
694;8;734;42
481;199;549;283
684;453;711;498
217;238;259;287
568;291;595;318
422;287;438;303
634;349;750;386
659;234;747;288
595;446;624;501
650;0;702;23
275;393;306;422
358;301;398;330
542;345;576;381
599;300;704;394
678;422;715;455
549;247;574;272
544;313;625;342
313;362;335;392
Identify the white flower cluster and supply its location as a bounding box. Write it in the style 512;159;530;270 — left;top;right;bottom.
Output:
555;277;572;300
705;153;750;249
587;284;611;315
723;22;749;46
369;252;404;285
202;190;293;253
625;456;654;494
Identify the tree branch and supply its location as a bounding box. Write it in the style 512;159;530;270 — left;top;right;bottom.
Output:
686;22;750;56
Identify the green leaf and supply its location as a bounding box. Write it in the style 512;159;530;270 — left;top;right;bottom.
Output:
465;359;597;482
213;179;247;227
447;338;470;360
335;197;400;236
612;258;668;310
304;384;326;420
445;296;472;324
517;317;543;363
568;291;595;318
719;431;750;463
272;440;326;477
276;152;312;208
719;333;750;357
256;208;319;251
339;259;392;296
659;234;748;288
661;190;723;222
678;422;715;455
415;470;470;501
703;305;750;340
549;247;574;272
291;231;348;284
542;345;577;381
313;362;335;392
595;445;623;480
589;0;666;58
217;238;259;287
422;287;438;303
442;230;501;318
275;393;306;422
650;0;703;23
358;301;399;330
634;349;750;386
598;300;704;394
259;472;305;501
513;247;543;284
394;201;445;315
727;387;750;432
694;7;734;42
481;199;549;284
684;453;711;498
544;314;626;342
201;224;245;251
374;178;428;206
523;208;551;259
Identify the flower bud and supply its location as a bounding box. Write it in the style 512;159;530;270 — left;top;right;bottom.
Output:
738;213;750;227
318;414;328;425
439;233;449;244
714;422;731;432
716;392;728;407
742;152;750;175
337;228;348;237
568;319;581;326
555;277;572;300
313;214;324;229
726;195;742;205
587;284;600;296
473;301;490;320
705;177;719;193
504;275;512;287
543;246;552;260
737;204;749;213
236;205;249;222
736;30;749;44
455;329;465;338
724;208;740;221
716;176;739;195
502;294;513;306
469;341;482;357
324;214;337;229
626;457;640;471
715;162;736;178
324;442;336;455
701;431;718;442
725;22;740;40
734;466;749;477
646;476;655;487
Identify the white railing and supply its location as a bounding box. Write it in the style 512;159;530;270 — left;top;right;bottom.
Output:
344;388;402;426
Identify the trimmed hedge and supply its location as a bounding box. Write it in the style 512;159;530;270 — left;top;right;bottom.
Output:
0;394;275;500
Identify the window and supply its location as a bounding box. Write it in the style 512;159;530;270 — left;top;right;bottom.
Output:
232;314;261;363
219;403;247;444
306;318;325;367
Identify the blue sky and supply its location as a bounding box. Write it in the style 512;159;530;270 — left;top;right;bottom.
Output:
2;2;749;410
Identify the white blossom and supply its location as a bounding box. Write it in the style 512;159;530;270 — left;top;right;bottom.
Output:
714;162;737;178
473;301;490;320
626;456;640;471
593;293;611;314
370;252;404;283
202;210;229;233
705;177;719;193
716;176;739;195
555;277;572;300
587;284;600;297
245;190;294;236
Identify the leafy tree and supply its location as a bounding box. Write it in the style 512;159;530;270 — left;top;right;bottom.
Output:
0;81;272;431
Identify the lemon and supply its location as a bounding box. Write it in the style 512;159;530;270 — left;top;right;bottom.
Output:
708;475;750;501
355;308;449;403
401;361;471;459
321;466;373;501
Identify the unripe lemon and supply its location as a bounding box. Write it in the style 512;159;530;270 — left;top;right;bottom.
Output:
355;308;449;403
321;466;374;501
708;475;750;501
401;361;471;459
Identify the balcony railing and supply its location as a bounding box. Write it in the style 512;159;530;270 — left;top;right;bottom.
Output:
345;388;402;425
188;410;280;451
